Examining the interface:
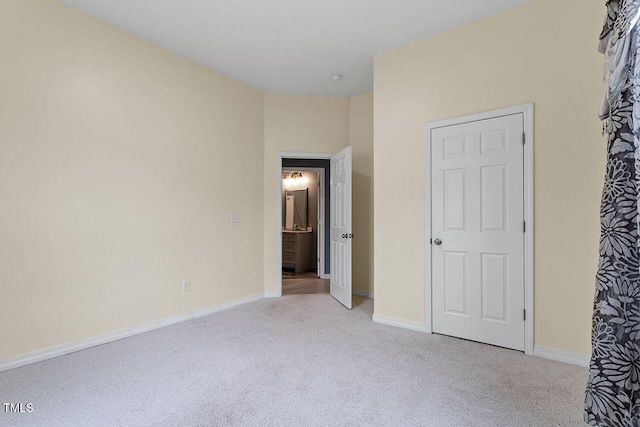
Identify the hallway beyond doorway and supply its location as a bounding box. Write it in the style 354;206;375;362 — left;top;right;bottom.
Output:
282;272;329;295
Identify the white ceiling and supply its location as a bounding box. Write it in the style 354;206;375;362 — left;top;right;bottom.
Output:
57;0;532;97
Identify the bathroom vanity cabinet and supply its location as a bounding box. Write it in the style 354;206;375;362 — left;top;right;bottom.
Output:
282;231;313;274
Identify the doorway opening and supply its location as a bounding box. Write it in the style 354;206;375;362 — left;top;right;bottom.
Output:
281;166;329;295
278;153;330;295
276;149;353;308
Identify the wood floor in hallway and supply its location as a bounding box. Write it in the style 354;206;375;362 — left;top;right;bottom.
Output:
282;272;329;295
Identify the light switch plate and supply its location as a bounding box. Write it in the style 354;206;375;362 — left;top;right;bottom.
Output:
231;212;240;223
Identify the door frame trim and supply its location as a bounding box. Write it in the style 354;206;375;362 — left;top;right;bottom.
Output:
424;103;534;355
276;152;332;297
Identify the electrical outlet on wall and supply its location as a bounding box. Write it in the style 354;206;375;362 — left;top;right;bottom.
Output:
182;280;191;292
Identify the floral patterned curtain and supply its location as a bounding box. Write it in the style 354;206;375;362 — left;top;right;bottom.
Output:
585;1;640;425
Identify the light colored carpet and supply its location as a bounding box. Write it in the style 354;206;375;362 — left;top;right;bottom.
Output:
1;295;587;426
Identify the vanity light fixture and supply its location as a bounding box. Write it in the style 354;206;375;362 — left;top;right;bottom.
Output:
282;171;308;188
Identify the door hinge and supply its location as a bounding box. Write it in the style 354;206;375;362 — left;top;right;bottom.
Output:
523;220;526;233
430;238;433;245
522;133;526;145
523;309;526;321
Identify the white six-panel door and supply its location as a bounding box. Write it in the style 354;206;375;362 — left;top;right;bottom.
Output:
330;146;352;309
431;114;524;351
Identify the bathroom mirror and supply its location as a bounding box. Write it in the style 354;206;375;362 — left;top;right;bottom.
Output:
284;189;308;230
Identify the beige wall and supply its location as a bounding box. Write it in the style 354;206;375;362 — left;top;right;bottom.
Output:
0;0;375;361
0;0;596;363
350;93;374;295
263;94;350;293
263;93;374;294
374;0;604;355
0;0;265;359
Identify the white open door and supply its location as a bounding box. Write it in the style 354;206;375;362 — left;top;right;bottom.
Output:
330;146;352;309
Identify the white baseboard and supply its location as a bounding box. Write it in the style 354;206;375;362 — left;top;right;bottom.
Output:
193;292;264;318
372;314;426;332
369;319;590;367
353;289;374;299
0;292;266;373
533;346;590;367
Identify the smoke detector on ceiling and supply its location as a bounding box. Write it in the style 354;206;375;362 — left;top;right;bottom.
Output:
330;73;343;82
